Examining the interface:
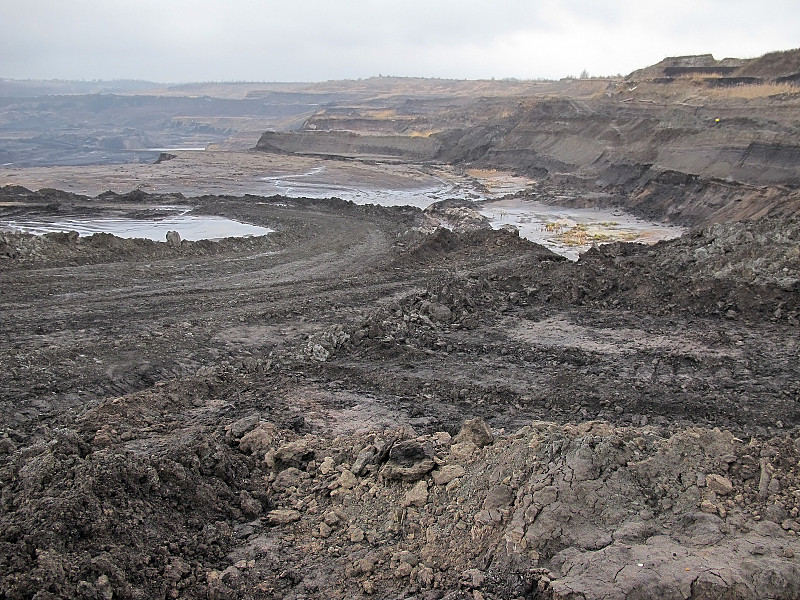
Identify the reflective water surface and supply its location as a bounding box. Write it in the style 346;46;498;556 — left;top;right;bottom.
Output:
1;211;273;241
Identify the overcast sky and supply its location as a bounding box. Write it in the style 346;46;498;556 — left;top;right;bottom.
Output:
1;0;798;82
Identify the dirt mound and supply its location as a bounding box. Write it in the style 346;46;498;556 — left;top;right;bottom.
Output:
3;392;799;599
481;218;800;324
650;218;800;289
397;227;561;268
735;48;800;79
423;199;492;232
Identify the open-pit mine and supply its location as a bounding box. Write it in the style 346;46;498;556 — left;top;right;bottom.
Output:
1;50;800;600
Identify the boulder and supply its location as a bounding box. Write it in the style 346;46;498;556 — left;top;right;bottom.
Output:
349;526;365;542
483;484;514;510
272;467;303;491
338;469;358;489
239;490;262;517
351;445;377;475
238;422;277;457
428;302;453;323
225;414;261;442
165;230;181;248
449;440;478;460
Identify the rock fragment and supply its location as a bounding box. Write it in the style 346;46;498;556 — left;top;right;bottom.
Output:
450;441;478;461
348;526;365;542
417;566;435;588
317;522;332;538
428;302;453;323
318;456;336;475
323;510;342;526
0;437;16;454
238;422;277;457
380;439;435;481
309;344;329;362
351;445;377;475
483;484;514;510
272;466;303;491
95;574;113;600
165;230;181;248
433;464;465;486
264;509;301;525
274;438;316;470
453;418;494;448
706;473;734;495
225;413;260;442
338;469;358;489
404;480;429;507
239;490;262;517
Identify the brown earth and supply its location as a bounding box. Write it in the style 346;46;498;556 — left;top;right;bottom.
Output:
1;185;799;599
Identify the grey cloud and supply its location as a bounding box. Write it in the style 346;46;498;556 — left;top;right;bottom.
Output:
1;0;798;82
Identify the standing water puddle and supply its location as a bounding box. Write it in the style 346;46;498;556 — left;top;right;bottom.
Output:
1;209;272;241
259;165;449;208
256;166;683;257
0;164;682;256
479;198;683;260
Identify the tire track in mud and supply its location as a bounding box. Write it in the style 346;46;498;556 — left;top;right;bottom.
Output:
0;206;433;420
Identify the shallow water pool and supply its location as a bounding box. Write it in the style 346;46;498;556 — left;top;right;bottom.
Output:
479;198;684;260
1;212;273;241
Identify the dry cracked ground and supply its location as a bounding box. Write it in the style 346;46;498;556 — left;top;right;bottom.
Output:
1;186;800;600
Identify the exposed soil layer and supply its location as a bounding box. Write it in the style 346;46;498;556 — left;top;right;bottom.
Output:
1;187;799;600
252;52;800;227
258;94;800;227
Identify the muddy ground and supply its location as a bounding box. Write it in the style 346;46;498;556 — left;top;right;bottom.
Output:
1;186;800;600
